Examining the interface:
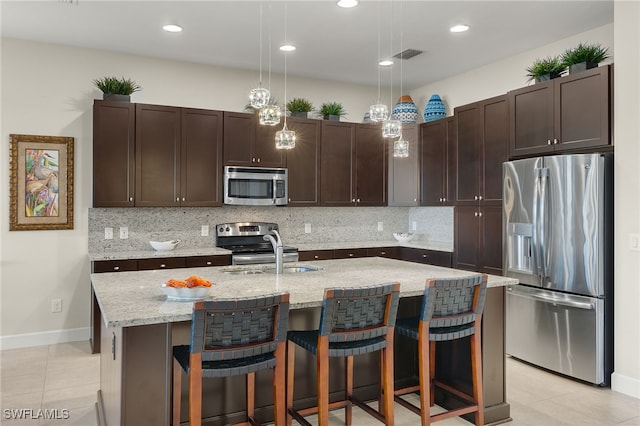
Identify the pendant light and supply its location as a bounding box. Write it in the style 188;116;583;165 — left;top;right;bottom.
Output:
369;0;388;122
393;0;409;158
249;2;270;109
259;3;281;126
275;2;296;149
382;1;401;139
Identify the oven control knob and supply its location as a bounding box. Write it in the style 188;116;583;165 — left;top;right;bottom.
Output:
225;227;230;232
218;227;224;232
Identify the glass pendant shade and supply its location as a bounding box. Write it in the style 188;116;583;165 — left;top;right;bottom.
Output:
259;105;281;126
382;119;402;138
393;137;409;158
249;87;271;109
275;126;296;150
369;103;389;122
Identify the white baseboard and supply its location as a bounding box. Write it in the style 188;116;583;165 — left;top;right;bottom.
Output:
611;372;640;399
0;327;90;350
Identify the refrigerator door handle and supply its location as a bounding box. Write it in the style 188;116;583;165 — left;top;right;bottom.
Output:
507;286;596;310
536;167;550;278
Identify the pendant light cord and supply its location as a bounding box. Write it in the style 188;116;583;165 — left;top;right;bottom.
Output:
268;3;272;92
376;0;381;103
283;1;288;128
258;1;263;86
389;1;393;110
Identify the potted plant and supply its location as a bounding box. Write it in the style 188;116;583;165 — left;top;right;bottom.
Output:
319;102;346;121
93;76;141;101
525;56;565;83
561;42;610;74
286;97;314;118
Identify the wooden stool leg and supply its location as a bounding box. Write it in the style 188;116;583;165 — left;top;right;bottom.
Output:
189;353;203;426
345;356;353;426
274;343;286;426
172;358;182;426
382;334;395;426
429;341;436;407
247;372;255;422
471;331;484;426
417;324;430;426
286;342;295;426
317;337;329;426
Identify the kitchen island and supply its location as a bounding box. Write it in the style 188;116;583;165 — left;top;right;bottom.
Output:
91;257;516;426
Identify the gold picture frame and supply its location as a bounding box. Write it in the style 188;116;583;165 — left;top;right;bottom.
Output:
9;134;74;231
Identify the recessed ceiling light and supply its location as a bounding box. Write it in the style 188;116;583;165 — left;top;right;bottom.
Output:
337;0;358;8
163;24;183;33
280;44;296;52
379;59;394;67
450;24;469;33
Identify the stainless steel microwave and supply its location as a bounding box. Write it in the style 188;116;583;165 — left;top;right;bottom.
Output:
223;166;288;206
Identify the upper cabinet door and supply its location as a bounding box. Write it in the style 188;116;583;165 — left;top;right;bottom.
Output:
508;81;555;158
255;121;286;167
355;123;387;206
135;104;181;206
480;95;509;204
223;112;256;166
454;103;481;204
320;121;355;206
286;118;321;206
389;123;419;206
180;108;223;207
93;100;135;207
419;119;447;206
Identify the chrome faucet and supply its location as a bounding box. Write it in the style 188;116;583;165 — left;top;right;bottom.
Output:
263;230;283;274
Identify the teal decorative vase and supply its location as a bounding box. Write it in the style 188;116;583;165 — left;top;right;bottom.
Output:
392;95;418;123
424;94;446;122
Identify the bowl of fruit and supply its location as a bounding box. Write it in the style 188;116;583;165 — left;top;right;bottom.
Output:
161;275;213;301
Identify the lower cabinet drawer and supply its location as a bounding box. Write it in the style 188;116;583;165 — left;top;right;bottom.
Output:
92;260;138;273
185;255;231;268
137;257;187;271
334;248;368;259
299;250;334;261
400;247;452;268
367;247;400;259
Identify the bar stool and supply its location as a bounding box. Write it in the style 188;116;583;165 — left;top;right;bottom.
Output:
172;293;290;426
394;274;488;426
286;283;400;426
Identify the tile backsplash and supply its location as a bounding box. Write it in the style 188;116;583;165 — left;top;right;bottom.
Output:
88;206;453;252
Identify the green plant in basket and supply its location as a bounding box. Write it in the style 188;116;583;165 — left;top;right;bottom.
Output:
286;97;314;113
560;42;609;67
319;102;346;118
525;56;565;82
93;76;141;95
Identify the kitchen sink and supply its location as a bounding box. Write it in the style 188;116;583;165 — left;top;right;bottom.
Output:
221;269;265;275
264;265;321;274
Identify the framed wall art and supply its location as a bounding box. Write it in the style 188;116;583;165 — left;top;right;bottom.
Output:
9;134;74;231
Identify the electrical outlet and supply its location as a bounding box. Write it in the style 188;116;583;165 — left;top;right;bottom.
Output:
105;227;113;239
631;234;640;251
377;221;384;231
412;221;417;231
119;227;128;239
304;223;311;234
201;225;209;237
51;299;62;313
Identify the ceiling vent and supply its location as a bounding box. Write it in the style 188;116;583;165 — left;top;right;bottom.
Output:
393;49;423;60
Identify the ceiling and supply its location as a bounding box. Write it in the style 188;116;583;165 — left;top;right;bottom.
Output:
1;1;613;90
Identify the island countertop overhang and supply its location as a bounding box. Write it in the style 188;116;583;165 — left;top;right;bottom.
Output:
91;257;517;329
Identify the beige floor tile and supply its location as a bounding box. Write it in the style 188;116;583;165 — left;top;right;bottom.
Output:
43;359;99;392
0;374;45;398
38;405;97;426
0;390;43;413
42;383;99;410
0;346;48;363
46;342;92;361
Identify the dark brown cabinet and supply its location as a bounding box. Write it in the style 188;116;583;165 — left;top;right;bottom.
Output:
388;123;419;206
419;117;456;206
286;118;321;206
334;248;368;259
223;112;286;167
92;259;138;273
320;121;387;206
400;247;452;268
454;95;509;206
367;246;400;259
135;104;223;207
185;255;232;268
93;100;135;207
298;250;334;261
137;257;187;271
508;65;611;158
453;205;502;275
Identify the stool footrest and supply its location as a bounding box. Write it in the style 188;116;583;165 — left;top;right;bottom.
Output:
349;395;386;423
434;380;476;404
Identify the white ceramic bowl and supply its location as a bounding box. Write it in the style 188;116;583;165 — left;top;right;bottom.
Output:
149;240;181;251
161;285;210;301
393;232;415;243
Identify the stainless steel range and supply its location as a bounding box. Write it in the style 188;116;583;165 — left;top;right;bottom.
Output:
215;222;298;265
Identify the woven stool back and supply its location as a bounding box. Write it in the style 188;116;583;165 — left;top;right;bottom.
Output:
421;275;487;332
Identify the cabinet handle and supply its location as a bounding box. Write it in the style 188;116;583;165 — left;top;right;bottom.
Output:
442;197;446;202
474;195;478;201
160;264;166;268
547;139;552;145
352;198;356;203
176;197;179;202
288;198;291;202
422;254;428;258
113;266;120;271
478;195;483;201
252;157;256;162
474;212;479;217
182;197;185;202
349;253;354;257
553;138;559;144
356;198;360;203
479;212;483;217
381;251;386;255
206;261;212;266
314;255;319;259
414;198;417;202
257;158;261;163
129;197;133;202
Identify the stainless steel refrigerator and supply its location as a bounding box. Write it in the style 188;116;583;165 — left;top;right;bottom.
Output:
503;153;613;385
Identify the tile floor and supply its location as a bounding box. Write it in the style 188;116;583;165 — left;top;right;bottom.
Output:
1;341;638;425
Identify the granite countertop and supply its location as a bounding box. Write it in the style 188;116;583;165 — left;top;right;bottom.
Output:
88;240;453;262
91;257;516;328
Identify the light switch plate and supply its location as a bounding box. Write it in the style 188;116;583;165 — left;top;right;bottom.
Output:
377;221;383;231
201;225;209;237
119;227;128;239
304;223;311;234
105;227;113;240
412;221;417;231
631;234;640;251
